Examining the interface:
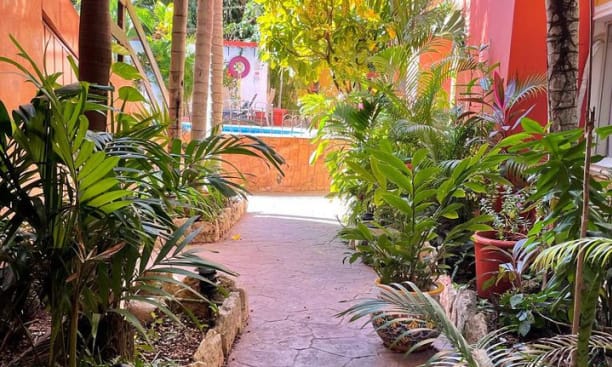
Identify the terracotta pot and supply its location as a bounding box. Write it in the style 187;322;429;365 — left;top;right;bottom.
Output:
473;230;523;299
372;280;444;353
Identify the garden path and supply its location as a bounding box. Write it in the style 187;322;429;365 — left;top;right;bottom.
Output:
195;195;432;367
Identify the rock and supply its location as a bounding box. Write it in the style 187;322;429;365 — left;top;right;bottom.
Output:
449;287;477;332
464;312;489;344
127;300;157;324
438;279;490;344
432;334;453;351
237;287;249;327
215;292;243;356
194;220;220;243
192;329;224;367
438;276;456;317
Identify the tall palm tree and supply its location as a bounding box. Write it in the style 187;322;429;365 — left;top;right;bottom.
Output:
168;0;189;139
192;0;215;140
211;0;224;130
79;0;111;132
545;0;579;131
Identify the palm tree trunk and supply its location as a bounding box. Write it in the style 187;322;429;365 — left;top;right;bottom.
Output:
79;0;112;132
211;0;224;131
545;0;579;131
168;0;189;139
192;0;215;140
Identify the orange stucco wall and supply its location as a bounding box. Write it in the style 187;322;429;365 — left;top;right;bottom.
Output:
0;0;79;112
222;136;334;193
467;0;591;126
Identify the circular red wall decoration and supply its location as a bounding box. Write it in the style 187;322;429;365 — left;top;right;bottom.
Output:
228;55;250;79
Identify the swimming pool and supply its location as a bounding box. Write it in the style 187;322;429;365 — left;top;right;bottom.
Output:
181;122;312;137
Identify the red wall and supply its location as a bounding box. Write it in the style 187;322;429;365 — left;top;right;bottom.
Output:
0;0;79;112
467;0;592;125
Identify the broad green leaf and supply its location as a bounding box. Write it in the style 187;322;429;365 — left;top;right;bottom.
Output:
378;163;411;191
86;190;131;208
80;156;120;190
112;62;142;80
442;211;459;219
597;125;612;139
98;200;131;214
79;177;120;202
521;117;545;134
380;193;412;216
118;86;146;102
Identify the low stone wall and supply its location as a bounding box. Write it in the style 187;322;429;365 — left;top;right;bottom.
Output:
188;288;249;367
175;197;248;243
222;136;336;193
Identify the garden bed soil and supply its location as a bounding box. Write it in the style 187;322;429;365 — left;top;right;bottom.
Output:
1;277;243;367
0;309;51;367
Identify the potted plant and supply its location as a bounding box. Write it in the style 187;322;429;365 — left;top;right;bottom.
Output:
473;184;533;298
340;146;499;352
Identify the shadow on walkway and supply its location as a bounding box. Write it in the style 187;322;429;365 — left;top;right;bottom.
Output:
195;196;433;367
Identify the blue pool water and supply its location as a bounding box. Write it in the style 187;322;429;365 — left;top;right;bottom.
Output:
181;122;310;137
222;125;298;135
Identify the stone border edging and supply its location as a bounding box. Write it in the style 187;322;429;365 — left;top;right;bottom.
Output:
188;288;249;367
175;197;248;243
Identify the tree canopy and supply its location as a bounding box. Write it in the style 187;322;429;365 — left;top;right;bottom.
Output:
256;0;463;94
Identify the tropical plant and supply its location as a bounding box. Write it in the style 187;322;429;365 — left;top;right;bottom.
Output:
79;0;112;131
478;185;532;240
341;144;502;289
545;0;579;132
192;0;215;139
0;42;235;366
338;281;612;366
534;237;612;366
463;72;547;144
257;0;464;94
167;129;285;218
224;0;262;41
134;1;196;118
380;52;485;164
256;0;387;93
211;0;224;128
309;93;389;224
168;0;189;139
500;120;612;366
500;120;611;245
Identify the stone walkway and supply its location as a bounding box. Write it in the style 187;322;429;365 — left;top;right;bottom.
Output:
196;195;432;367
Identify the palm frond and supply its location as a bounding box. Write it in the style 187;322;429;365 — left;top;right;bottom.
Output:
533;237;612;271
505;332;612;367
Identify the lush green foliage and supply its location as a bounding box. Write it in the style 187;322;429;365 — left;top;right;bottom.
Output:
534;237;612;366
132;1;196;104
257;0;462;93
341;144;504;289
224;0;262;41
339;281;612;366
0;40;283;365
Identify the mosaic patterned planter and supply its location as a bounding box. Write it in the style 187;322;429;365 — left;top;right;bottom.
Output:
372;281;444;353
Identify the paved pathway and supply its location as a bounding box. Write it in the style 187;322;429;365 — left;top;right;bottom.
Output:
196;195;432;367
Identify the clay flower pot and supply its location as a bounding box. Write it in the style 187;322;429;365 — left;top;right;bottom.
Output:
473;230;524;299
372;280;445;352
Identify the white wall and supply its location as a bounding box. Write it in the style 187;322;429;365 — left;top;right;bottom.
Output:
224;45;269;111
